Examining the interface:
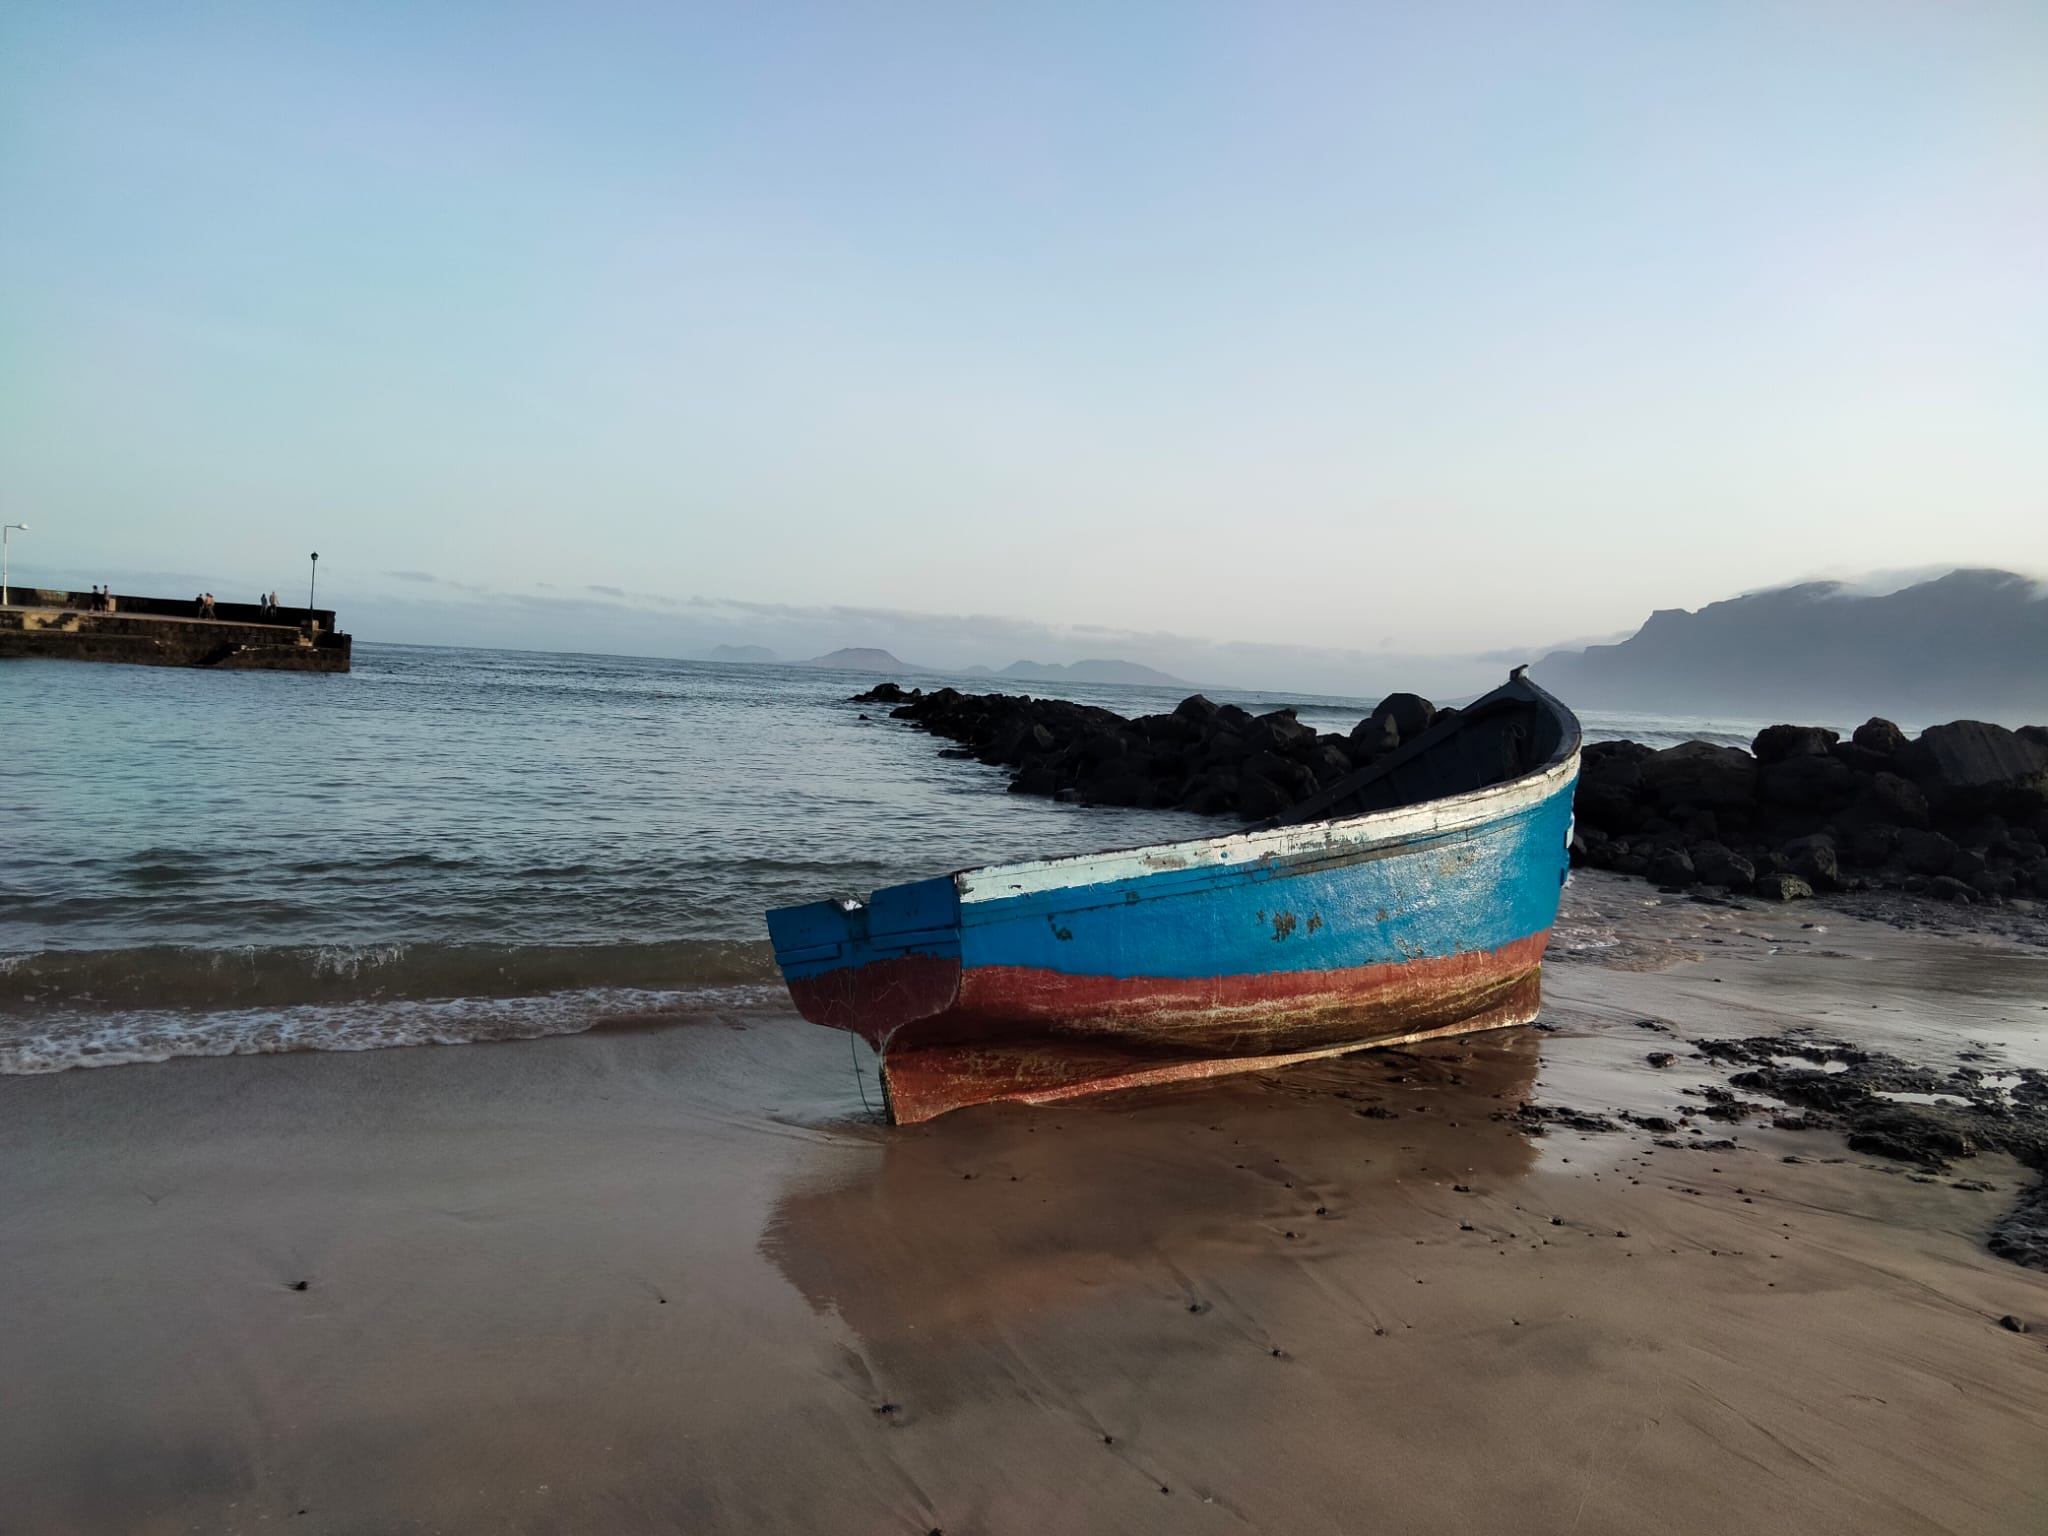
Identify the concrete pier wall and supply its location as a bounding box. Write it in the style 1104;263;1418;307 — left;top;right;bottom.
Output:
2;586;338;631
0;599;352;673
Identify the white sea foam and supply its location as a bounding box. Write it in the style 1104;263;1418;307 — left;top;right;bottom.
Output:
0;985;788;1075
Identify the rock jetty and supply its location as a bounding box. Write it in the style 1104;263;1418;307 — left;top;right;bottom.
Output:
855;682;1444;822
1573;717;2048;903
853;682;2048;905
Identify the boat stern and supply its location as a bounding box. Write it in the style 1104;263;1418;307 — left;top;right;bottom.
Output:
765;875;964;1046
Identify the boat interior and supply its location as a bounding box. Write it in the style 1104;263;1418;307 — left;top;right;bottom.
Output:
1264;669;1581;830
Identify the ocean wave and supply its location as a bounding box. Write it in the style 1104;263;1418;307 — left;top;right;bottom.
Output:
0;937;781;1014
0;984;787;1075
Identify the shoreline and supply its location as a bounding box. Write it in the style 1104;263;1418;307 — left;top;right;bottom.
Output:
3;873;2046;1532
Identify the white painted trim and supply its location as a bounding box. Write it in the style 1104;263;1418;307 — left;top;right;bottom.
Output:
957;749;1581;904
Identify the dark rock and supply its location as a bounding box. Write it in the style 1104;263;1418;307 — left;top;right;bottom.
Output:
1179;770;1238;816
1010;763;1060;797
1236;775;1289;821
1574;785;1645;836
1853;771;1930;830
1250;709;1316;752
1926;875;1977;904
1829;741;1895;776
1846;1108;1976;1167
1581;739;1656;780
1173;694;1221;726
1779;834;1840;891
1243;750;1314;799
1348;716;1399;757
1852;717;1907;756
1367;692;1436;744
1200;730;1248;769
1647;1051;1676;1068
1894;828;1959;876
1512;1103;1620;1134
1080;774;1158;809
1752;724;1839;763
1899;720;2048;817
1689;842;1756;890
985;718;1052;764
1758;752;1855;810
1646;847;1697;888
1843;826;1898;868
1132;712;1199;747
1751;872;1814;902
1998;1315;2030;1334
1672;807;1720;840
855;681;922;703
1643;742;1757;809
1308;743;1354;785
1573;742;1653;823
1077;730;1131;767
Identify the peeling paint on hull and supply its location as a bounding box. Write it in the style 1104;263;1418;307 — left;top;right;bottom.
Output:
879;969;1544;1125
767;694;1580;1123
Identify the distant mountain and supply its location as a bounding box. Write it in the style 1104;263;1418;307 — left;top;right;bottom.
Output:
702;643;777;664
994;658;1189;688
804;646;910;673
1531;569;2048;721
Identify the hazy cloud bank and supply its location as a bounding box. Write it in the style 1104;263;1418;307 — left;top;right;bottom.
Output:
336;569;1518;697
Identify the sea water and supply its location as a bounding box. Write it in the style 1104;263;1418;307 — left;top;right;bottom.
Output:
1;645;1774;1072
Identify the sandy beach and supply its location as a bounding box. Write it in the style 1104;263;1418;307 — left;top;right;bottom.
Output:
4;871;2046;1535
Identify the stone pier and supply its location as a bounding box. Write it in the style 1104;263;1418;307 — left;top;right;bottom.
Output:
0;589;352;672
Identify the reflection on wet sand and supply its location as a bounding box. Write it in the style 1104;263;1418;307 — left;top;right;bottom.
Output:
765;1033;1542;1350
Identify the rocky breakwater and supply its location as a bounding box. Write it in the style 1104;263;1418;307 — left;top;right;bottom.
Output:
1573;717;2048;905
852;681;1451;821
854;681;2048;908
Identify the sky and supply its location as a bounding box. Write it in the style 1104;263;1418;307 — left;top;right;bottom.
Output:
2;1;2044;685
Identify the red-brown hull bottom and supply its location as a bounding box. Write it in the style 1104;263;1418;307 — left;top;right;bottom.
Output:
877;964;1547;1125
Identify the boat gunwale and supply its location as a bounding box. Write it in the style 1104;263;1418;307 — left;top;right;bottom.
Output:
954;748;1580;905
952;676;1582;904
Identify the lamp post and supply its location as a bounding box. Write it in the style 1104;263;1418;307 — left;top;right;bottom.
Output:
308;552;319;625
1;523;26;607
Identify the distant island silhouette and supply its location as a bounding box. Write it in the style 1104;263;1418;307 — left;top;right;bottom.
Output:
961;658;1188;688
803;647;909;673
1531;569;2047;720
725;647;1193;687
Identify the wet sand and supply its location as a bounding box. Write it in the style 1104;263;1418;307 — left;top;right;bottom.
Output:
4;873;2047;1534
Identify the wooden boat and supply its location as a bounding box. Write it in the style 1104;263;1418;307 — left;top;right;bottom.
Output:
766;669;1581;1124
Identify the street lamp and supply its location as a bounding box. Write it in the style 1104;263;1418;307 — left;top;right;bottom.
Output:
1;523;27;608
308;552;319;624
